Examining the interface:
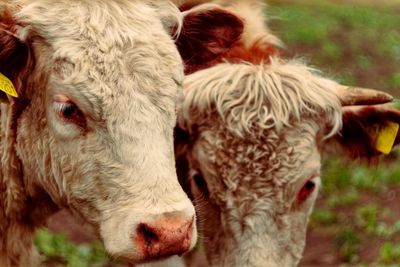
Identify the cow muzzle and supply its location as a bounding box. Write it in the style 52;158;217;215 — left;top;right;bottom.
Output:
134;212;194;261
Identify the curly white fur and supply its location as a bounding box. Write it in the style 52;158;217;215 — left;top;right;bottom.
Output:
180;58;342;138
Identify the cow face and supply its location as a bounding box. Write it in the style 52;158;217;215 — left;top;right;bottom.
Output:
181;121;325;267
0;1;242;263
176;60;400;267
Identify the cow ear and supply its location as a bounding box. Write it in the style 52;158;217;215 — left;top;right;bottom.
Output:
175;5;244;74
0;10;32;217
0;10;33;102
332;105;400;158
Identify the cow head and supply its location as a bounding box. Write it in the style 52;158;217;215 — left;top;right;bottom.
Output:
0;0;242;264
175;59;399;267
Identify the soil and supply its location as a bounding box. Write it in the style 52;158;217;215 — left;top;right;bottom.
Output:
46;210;97;244
300;186;400;266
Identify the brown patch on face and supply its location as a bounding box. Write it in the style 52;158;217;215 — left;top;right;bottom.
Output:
209;40;279;67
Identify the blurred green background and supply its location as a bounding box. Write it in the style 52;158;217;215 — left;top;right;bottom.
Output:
268;1;400;266
35;1;400;266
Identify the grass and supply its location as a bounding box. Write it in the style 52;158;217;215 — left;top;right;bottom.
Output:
267;2;400;266
267;2;400;96
304;154;400;266
337;227;361;263
34;1;400;266
379;242;400;265
34;229;109;267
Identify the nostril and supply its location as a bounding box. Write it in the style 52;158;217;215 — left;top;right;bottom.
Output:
134;217;194;261
137;223;159;246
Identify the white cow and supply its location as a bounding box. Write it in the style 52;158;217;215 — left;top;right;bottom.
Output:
0;1;243;266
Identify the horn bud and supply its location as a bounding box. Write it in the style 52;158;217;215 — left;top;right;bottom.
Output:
336;85;393;106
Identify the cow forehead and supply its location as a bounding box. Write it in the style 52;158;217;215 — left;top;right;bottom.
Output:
18;0;183;101
17;0;177;40
194;120;320;203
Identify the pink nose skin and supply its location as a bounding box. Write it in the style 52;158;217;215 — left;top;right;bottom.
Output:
135;213;193;261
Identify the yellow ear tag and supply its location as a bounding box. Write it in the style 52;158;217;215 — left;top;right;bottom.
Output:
374;122;399;154
0;72;18;98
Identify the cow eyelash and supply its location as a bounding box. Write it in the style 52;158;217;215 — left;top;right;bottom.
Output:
53;97;87;129
54;101;76;117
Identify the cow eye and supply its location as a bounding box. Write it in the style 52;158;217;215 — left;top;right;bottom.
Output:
190;169;209;197
53;95;86;129
297;179;316;202
57;102;77;118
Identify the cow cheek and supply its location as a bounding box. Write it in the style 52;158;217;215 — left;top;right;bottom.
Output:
288;211;313;262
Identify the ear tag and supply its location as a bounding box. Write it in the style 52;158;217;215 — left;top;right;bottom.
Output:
0;72;18;98
373;122;399;154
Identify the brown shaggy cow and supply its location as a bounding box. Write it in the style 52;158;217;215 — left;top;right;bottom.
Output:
171;1;400;267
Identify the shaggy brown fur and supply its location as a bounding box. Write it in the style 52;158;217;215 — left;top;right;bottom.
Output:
175;7;244;75
173;1;400;267
0;9;43;266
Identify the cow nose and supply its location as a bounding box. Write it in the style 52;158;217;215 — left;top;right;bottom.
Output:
135;213;193;260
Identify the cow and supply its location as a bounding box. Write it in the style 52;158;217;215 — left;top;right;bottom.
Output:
0;1;244;266
171;1;400;267
176;62;399;267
